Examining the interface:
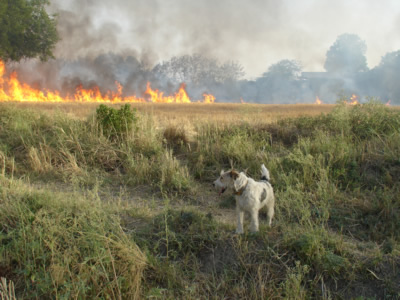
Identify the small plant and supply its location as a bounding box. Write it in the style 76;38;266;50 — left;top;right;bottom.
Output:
281;261;310;300
96;104;137;140
163;125;189;150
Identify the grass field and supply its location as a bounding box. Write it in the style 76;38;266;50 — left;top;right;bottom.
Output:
0;101;399;299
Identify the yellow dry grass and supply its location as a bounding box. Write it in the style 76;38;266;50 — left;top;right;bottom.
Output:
6;102;335;124
3;102;338;140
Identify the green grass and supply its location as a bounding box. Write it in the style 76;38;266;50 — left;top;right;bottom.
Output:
0;177;146;299
0;101;400;299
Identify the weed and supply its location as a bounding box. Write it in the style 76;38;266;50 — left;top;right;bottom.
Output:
96;104;137;141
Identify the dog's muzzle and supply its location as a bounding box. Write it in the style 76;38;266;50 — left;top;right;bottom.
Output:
219;187;226;196
213;182;226;196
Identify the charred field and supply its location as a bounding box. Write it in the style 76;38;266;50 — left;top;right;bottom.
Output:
0;101;399;299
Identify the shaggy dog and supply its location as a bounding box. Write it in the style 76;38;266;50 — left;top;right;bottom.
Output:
213;164;275;234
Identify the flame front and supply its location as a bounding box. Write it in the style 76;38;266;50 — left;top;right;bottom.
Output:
203;93;216;104
315;96;323;105
346;94;360;105
0;60;216;104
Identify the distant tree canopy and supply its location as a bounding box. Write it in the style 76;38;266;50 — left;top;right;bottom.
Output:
153;54;245;85
372;50;400;101
256;59;303;103
0;0;59;62
261;59;302;80
377;50;400;71
324;33;368;74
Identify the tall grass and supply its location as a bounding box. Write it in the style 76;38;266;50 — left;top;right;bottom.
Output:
0;104;193;192
0;101;399;298
0;177;146;299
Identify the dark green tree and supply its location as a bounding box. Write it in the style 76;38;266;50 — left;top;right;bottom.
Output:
324;34;368;74
0;0;59;62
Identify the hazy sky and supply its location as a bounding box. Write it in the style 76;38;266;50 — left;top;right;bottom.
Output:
50;0;400;78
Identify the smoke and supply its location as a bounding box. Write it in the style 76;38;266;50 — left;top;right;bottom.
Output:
46;0;400;76
7;0;400;103
48;0;286;71
11;54;155;97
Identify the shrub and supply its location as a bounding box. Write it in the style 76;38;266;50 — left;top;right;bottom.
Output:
96;104;137;140
290;230;350;276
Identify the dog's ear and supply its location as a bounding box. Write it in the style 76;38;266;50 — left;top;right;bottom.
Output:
230;170;239;180
233;172;246;192
229;159;234;169
220;169;225;176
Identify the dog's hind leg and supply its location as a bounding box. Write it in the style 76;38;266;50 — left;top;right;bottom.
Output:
266;205;274;227
236;207;244;234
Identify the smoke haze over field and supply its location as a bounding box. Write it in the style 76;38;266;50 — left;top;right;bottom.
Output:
48;0;400;77
4;0;400;104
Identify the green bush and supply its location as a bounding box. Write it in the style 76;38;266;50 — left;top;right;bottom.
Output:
96;104;137;140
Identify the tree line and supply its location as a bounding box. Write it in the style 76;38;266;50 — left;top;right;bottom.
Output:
1;1;399;104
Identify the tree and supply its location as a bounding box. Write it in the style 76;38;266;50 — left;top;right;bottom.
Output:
0;0;59;62
256;59;303;103
377;50;400;70
153;54;245;85
324;33;368;74
261;59;302;80
372;50;400;103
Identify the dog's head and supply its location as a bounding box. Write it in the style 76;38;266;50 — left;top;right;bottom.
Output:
213;169;247;195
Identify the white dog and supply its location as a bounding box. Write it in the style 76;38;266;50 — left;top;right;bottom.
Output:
213;164;275;234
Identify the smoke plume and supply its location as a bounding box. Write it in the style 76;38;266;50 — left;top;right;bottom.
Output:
6;0;400;103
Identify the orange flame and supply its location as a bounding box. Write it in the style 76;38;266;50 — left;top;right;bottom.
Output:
345;94;359;105
144;82;191;103
202;93;216;104
315;96;323;105
0;60;215;104
385;100;391;106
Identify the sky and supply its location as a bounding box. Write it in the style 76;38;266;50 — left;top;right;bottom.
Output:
50;0;400;79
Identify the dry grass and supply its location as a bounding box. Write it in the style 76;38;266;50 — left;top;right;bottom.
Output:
6;102;336;141
7;102;335;122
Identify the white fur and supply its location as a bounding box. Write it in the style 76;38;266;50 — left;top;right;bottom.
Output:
213;164;275;233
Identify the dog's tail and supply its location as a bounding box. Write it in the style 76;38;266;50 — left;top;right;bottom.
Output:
260;164;270;182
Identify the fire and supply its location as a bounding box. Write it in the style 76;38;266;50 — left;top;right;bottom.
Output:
0;60;215;104
346;94;360;105
315;96;323;105
202;93;216;104
144;82;191;103
385;100;391;106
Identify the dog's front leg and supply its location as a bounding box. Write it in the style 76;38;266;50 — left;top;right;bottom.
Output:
236;207;244;234
249;209;259;233
267;205;274;227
